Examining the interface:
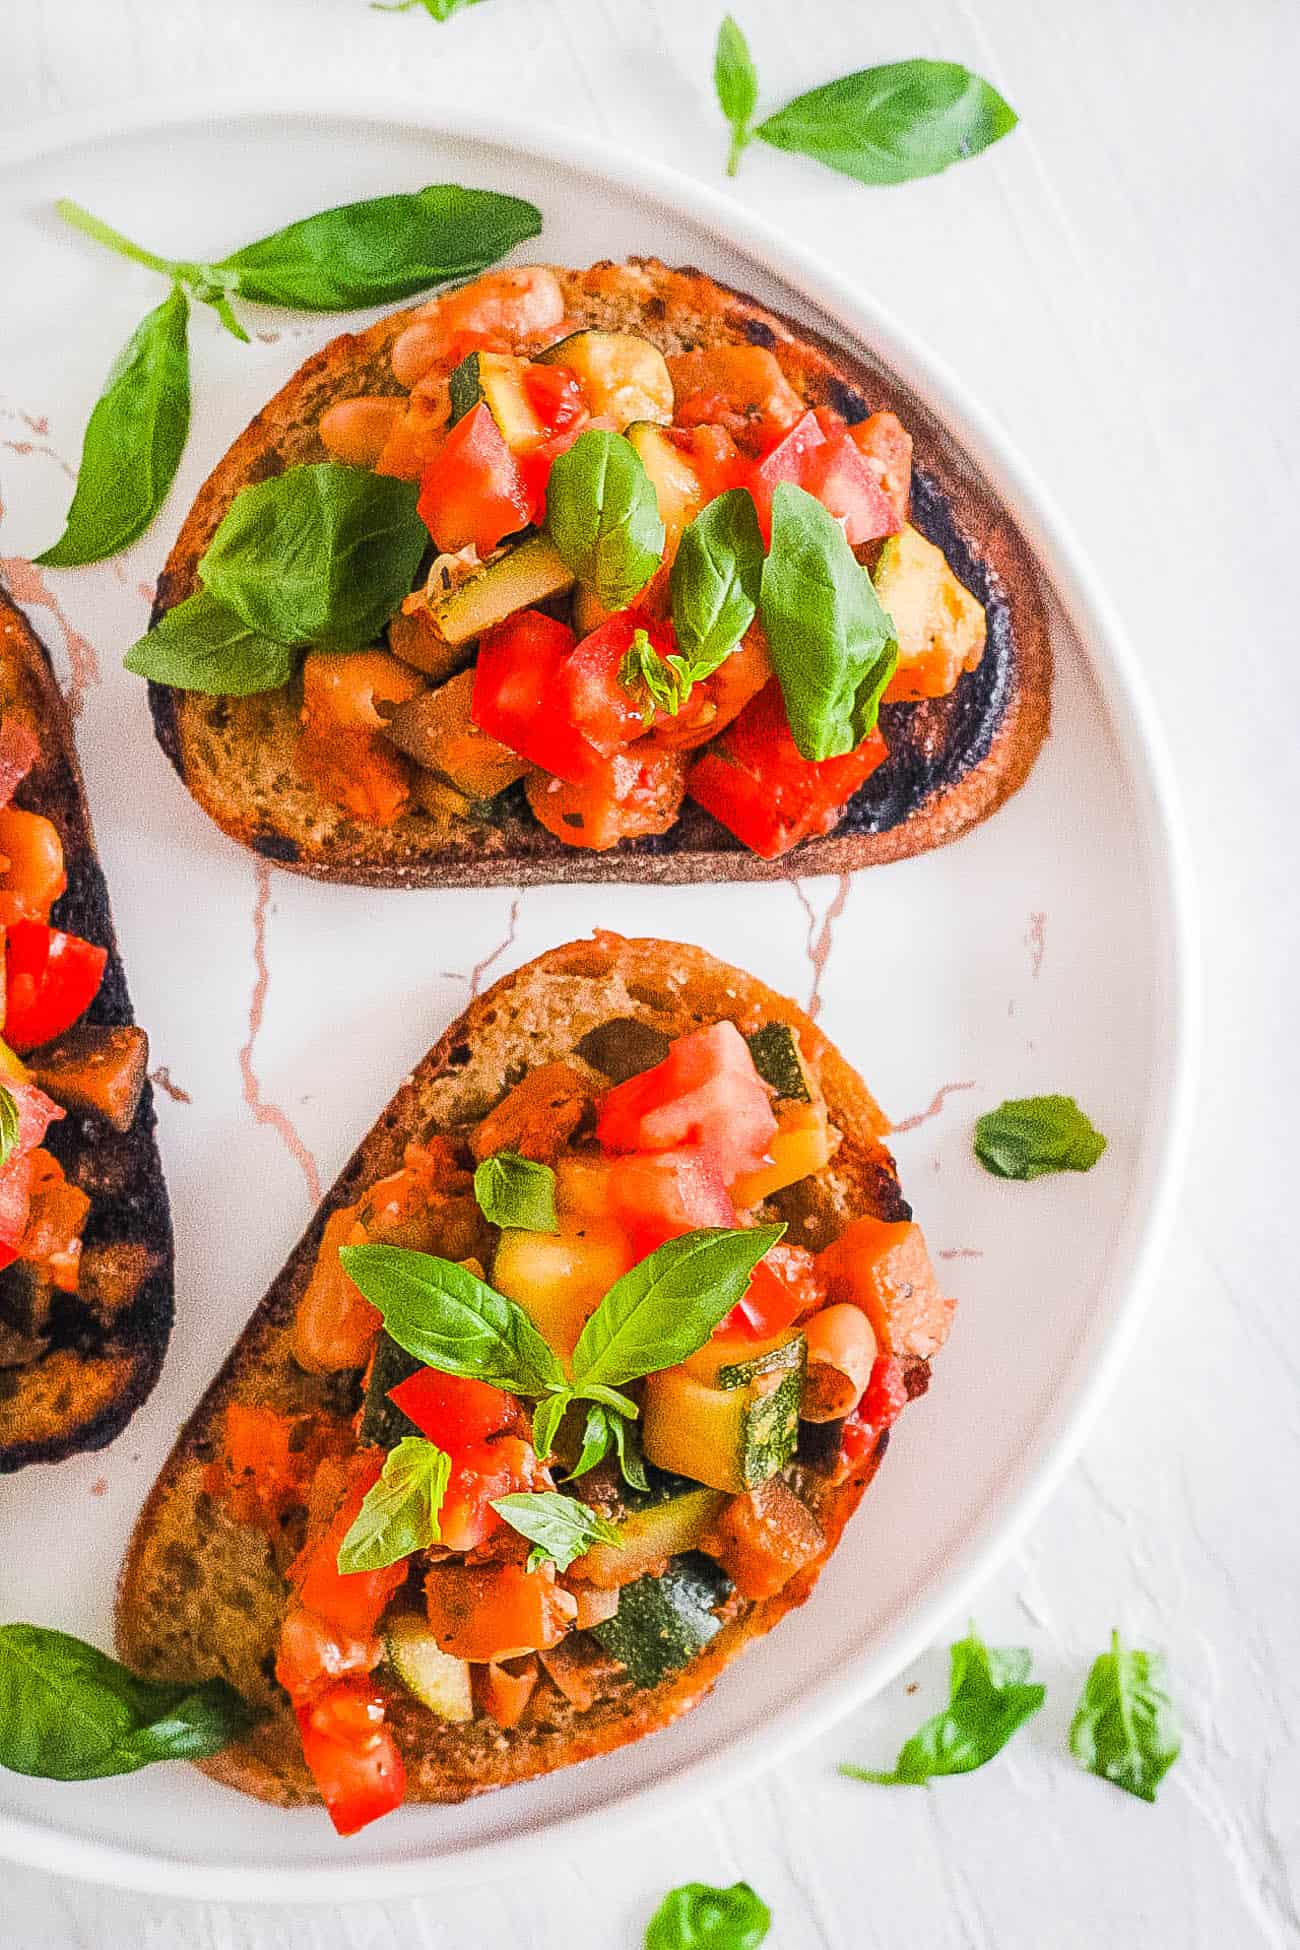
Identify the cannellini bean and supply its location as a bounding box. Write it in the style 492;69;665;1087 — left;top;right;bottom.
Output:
318;396;401;468
801;1304;878;1422
391;318;447;389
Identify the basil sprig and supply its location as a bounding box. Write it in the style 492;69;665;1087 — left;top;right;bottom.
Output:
840;1625;1045;1786
0;1085;20;1169
0;1623;249;1781
714;22;1017;186
973;1095;1108;1181
124;462;427;694
1069;1631;1181;1803
645;1880;772;1950
373;0;485;16
619;489;764;721
760;484;898;759
545;429;666;611
491;1491;622;1573
337;1436;451;1574
340;1245;566;1396
473;1151;559;1233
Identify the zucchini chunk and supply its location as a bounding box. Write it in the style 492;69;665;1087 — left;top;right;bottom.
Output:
358;1331;424;1449
425;534;575;647
731;1102;834;1207
590;1552;733;1687
873;523;986;700
448;350;547;452
538;331;674;429
746;1023;812;1103
385;1613;474;1722
386;670;530;800
641;1337;804;1492
492;1223;631;1363
626;422;705;552
576;1479;726;1589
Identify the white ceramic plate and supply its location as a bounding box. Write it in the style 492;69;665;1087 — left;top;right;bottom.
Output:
0;100;1195;1901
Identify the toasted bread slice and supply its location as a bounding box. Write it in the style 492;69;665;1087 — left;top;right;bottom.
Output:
117;933;934;1806
147;258;1050;886
0;588;174;1471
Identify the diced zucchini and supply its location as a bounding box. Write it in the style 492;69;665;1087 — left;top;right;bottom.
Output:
682;1327;804;1392
358;1331;424;1448
492;1223;631;1364
731;1103;834;1207
590;1552;733;1688
626;422;705;553
386;670;529;799
872;524;985;697
427;534;575;647
388;604;472;685
577;1483;725;1588
385;1614;473;1723
641;1342;804;1493
538;331;674;428
746;1023;812;1103
449;350;546;451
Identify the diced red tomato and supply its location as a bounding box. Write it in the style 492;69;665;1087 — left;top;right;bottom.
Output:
524;743;686;850
816;1215;954;1359
680;425;745;500
437;1435;540;1554
0;1152;33;1273
417;402;532;555
803;412;899;545
649;628;773;753
607;1147;736;1258
861;1354;910;1432
5;1076;63;1157
424;1560;575;1663
291;1453;409;1638
688;679;888;861
470;611;598;786
276;1607;381;1706
554;612;666;758
667;345;805;450
745;410;827;544
723;1242;824;1339
296;1680;406;1837
596;1020;776;1185
386;1369;514;1452
3;921;107;1052
849;411;913;528
521;363;586;437
0;808;66;926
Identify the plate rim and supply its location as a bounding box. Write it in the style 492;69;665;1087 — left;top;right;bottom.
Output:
0;91;1200;1902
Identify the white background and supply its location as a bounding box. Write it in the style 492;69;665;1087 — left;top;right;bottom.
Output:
5;0;1299;1944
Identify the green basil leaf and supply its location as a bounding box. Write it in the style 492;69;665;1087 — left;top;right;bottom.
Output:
645;1879;772;1950
607;1407;649;1492
714;17;761;178
200;463;426;650
973;1094;1107;1181
531;1389;574;1465
491;1491;621;1573
0;1624;249;1781
618;627;682;723
372;0;486;18
546;429;665;611
760;483;898;759
1069;1631;1181;1803
562;1400;613;1480
36;286;190;568
340;1244;567;1397
0;1086;19;1169
473;1151;559;1233
670;488;764;679
840;1625;1044;1786
123;588;296;696
337;1436;450;1573
210;184;540;312
757;59;1017;186
572;1225;784;1392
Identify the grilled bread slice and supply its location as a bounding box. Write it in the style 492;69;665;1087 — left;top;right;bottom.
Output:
0;588;174;1471
147;258;1050;886
117;933;938;1806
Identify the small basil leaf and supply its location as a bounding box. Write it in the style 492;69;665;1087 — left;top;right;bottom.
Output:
757;59;1017;186
546;429;665;611
491;1491;621;1573
760;483;898;759
0;1624;249;1781
531;1389;574;1465
714;17;761;178
337;1436;450;1573
619;628;681;722
973;1095;1107;1181
373;0;485;18
123;588;296;696
473;1151;559;1233
340;1244;567;1397
670;487;764;678
37;286;190;568
645;1879;772;1950
840;1626;1044;1785
0;1086;19;1169
571;1224;784;1392
562;1401;613;1481
211;184;540;312
607;1408;649;1492
1069;1631;1181;1803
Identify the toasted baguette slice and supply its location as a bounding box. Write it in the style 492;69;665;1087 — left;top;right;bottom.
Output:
148;258;1051;886
0;587;174;1471
118;933;935;1807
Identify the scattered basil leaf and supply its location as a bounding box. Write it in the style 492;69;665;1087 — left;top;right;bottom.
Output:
759;484;898;759
607;1406;649;1492
840;1625;1044;1786
373;0;485;15
571;1224;784;1392
340;1244;567;1398
123;588;296;696
337;1436;451;1574
757;59;1017;186
1069;1631;1181;1803
670;488;764;677
0;1086;19;1169
563;1400;613;1480
619;627;685;722
491;1491;621;1573
645;1879;772;1950
36;286;190;568
0;1624;249;1781
714;17;761;178
973;1095;1107;1181
531;1388;574;1465
546;429;665;611
473;1151;559;1234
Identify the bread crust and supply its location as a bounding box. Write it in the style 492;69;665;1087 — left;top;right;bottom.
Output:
116;932;927;1806
0;588;175;1470
147;259;1051;885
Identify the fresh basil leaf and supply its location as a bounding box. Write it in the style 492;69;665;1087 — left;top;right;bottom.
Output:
619;628;683;722
607;1407;649;1492
373;0;486;16
760;483;898;760
0;1624;248;1781
645;1879;772;1950
491;1490;621;1573
209;185;540;312
473;1151;559;1233
563;1400;613;1480
572;1225;784;1392
123;588;296;696
973;1094;1107;1181
1069;1631;1181;1803
546;429;665;611
0;1087;19;1169
671;488;764;678
37;286;190;568
715;17;761;178
340;1244;567;1398
337;1436;450;1574
840;1625;1044;1786
531;1388;574;1465
757;59;1017;186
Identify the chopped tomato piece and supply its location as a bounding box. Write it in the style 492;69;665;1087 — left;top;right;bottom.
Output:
525;743;686;850
803;419;899;545
0;808;66;926
20;1149;89;1292
861;1353;910;1432
649;627;773;753
554;612;666;758
293;1203;380;1375
291;1453;409;1638
701;1474;825;1600
680;424;745;499
0;1152;32;1273
471;1062;591;1166
386;1369;514;1452
849;411;913;528
296;1679;406;1837
816;1215;954;1359
471;611;596;785
481;1656;539;1729
522;363;586;436
596;1020;776;1185
2;1076;63;1157
3;921;107;1052
723;1242;823;1339
745;410;827;544
417;402;532;555
438;1435;540;1554
667;345;805;449
276;1607;381;1706
607;1146;736;1257
424;1560;575;1663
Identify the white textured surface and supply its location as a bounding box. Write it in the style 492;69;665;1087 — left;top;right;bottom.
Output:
2;1;1297;1944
